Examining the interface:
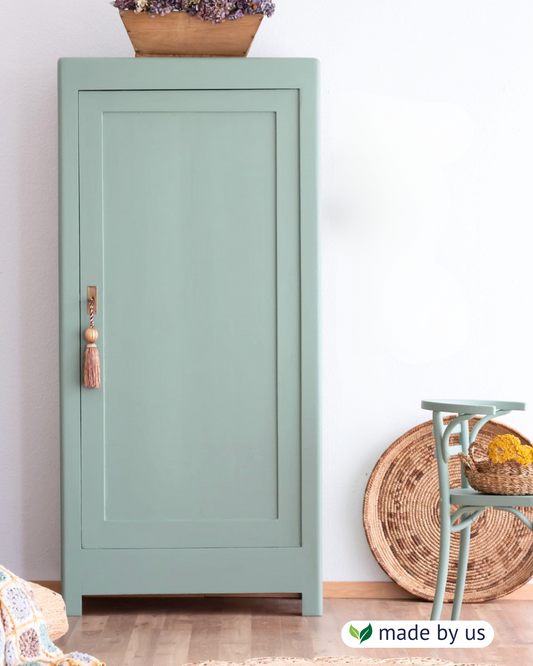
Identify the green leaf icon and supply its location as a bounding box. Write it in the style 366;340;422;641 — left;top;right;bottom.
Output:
349;625;359;640
359;623;373;645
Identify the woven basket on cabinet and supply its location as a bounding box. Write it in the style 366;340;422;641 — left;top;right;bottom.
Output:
119;11;263;58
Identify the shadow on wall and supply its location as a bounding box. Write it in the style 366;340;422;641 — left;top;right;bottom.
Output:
328;92;474;365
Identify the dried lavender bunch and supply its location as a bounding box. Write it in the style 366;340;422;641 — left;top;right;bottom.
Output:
113;0;275;22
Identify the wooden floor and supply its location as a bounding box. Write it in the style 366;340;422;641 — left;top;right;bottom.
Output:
55;597;532;666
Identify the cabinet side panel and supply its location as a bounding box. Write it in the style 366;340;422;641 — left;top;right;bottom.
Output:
299;61;322;616
58;59;82;615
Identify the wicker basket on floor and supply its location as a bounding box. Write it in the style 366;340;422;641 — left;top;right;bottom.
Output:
29;582;69;641
459;441;533;495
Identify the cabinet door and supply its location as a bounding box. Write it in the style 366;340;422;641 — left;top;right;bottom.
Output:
79;89;301;549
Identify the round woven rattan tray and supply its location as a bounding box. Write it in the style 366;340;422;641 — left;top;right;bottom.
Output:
363;418;533;602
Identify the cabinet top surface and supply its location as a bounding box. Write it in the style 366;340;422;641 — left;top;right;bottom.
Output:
58;57;319;92
59;57;318;63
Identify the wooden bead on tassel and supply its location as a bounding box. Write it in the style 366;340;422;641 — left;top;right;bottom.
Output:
83;327;101;388
84;328;98;343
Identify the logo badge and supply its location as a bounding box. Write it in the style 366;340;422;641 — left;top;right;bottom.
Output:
342;620;494;648
349;623;373;645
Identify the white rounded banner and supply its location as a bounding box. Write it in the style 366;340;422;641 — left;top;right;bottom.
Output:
341;621;493;648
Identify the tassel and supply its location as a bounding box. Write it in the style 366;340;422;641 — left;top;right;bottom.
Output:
83;340;101;389
83;297;101;388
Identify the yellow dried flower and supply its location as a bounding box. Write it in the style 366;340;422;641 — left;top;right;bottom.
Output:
488;434;533;466
515;443;533;465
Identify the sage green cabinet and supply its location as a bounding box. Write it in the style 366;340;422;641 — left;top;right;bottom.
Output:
59;58;320;616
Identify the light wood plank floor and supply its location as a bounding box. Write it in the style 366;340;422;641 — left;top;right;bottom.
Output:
55;597;532;666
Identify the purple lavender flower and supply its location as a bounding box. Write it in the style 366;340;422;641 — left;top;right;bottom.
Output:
230;1;275;18
147;0;176;16
114;0;136;9
195;0;232;23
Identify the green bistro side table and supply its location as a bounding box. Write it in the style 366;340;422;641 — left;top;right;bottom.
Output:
421;399;533;620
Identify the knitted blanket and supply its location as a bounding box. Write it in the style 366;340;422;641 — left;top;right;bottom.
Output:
0;566;104;666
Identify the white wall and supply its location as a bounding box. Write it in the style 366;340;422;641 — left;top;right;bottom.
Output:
1;1;533;582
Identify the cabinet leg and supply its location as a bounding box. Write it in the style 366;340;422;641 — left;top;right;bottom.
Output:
63;586;82;616
302;585;323;616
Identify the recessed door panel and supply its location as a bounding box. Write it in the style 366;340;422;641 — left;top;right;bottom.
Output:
79;90;301;549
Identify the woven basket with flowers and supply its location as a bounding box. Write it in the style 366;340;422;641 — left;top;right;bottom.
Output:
459;434;533;495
